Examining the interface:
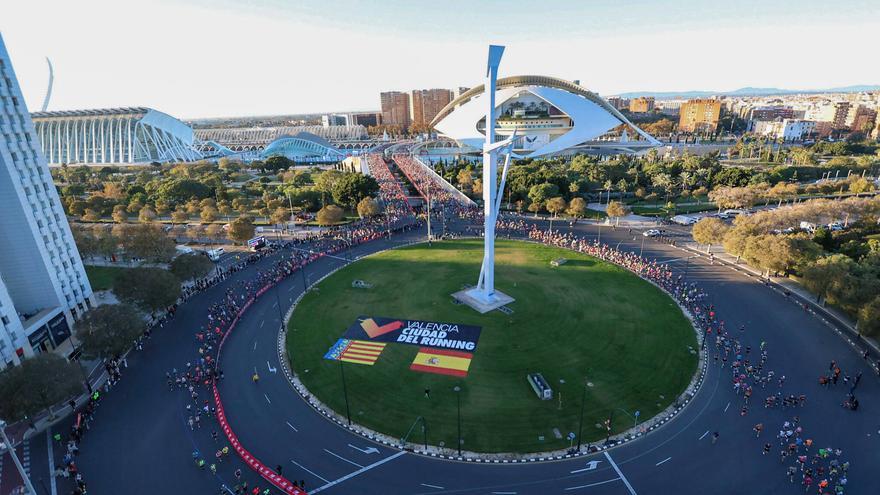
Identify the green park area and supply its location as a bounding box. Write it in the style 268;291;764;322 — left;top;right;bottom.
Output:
288;239;697;453
84;265;130;291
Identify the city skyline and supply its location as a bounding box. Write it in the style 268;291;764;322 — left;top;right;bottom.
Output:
2;0;879;119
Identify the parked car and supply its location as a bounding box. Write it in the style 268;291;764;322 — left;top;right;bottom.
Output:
643;229;662;237
206;248;225;261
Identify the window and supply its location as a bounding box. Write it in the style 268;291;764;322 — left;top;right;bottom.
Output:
1;315;9;325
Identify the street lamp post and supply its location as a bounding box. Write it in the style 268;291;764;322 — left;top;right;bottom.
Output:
0;420;37;495
453;386;462;456
640;234;646;257
339;361;352;425
576;379;587;451
605;410;614;443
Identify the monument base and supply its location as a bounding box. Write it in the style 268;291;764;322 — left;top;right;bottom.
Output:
452;288;515;314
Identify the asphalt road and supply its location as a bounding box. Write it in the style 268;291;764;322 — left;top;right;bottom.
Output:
44;218;880;495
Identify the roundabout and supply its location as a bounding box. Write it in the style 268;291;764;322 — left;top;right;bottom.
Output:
288;239;698;454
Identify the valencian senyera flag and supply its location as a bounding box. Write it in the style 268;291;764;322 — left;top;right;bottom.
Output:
409;347;473;377
324;339;387;365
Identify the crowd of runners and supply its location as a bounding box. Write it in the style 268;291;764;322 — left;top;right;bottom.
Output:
525;224;860;493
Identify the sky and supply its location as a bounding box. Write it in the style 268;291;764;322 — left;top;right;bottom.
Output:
2;0;878;119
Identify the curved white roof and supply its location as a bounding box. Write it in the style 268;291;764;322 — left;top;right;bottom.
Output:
432;75;659;157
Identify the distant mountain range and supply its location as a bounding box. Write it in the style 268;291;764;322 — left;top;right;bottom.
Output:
614;85;880;99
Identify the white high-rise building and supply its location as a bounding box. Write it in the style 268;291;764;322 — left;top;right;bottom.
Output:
0;34;94;369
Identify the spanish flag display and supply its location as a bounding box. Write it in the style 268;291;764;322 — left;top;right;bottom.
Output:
323;339;387;365
409;348;474;377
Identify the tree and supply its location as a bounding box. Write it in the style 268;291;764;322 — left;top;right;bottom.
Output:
200;206;219;224
82;208;101;222
204;223;224;243
111;205;128;223
171;207;189;225
692;217;729;252
138;205;157;223
606;200;630;226
566;197;587;219
331;173;380;208
545;197;567;218
113;267;181;312
356;197;381;218
0;354;84;421
858;296;880;336
527;200;543;217
457;169;474;194
270;207;291;226
228;216;256;243
155;179;213;203
263;155;293;172
317;205;345;225
117;224;176;262
75;303;146;359
170;253;215;281
801;254;854;303
528;183;559;207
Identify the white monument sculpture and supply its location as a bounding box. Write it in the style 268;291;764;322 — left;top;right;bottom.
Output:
454;45;516;313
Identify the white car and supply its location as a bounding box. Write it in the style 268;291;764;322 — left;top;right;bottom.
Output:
643;229;662;237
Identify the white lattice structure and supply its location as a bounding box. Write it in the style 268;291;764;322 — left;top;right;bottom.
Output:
194;125;368;149
1;35;94;368
31;107;202;164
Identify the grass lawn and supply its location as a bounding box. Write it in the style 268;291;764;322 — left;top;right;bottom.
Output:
84;265;131;291
288;239;697;453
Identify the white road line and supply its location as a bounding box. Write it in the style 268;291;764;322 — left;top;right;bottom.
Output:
260;320;265;328
564;478;621;491
323;449;363;468
264;394;271;404
309;451;405;494
420;483;444;490
723;401;731;412
604;451;637;495
699;430;710;440
253;341;258;351
655;457;672;466
290;459;330;483
491;492;517;494
47;428;57;495
286;421;298;432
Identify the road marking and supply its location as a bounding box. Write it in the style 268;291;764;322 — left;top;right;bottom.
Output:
286;421;298;432
347;444;380;454
253;341;258;351
309;451;406;494
570;460;602;473
264;394;271;404
267;361;277;373
420;483;444;490
699;430;709;440
260;319;265;328
604;451;637;495
565;478;621;491
655;457;672;466
290;459;329;483
47;428;57;495
723;402;731;413
272;302;278;308
324;449;363;468
491;492;517;494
